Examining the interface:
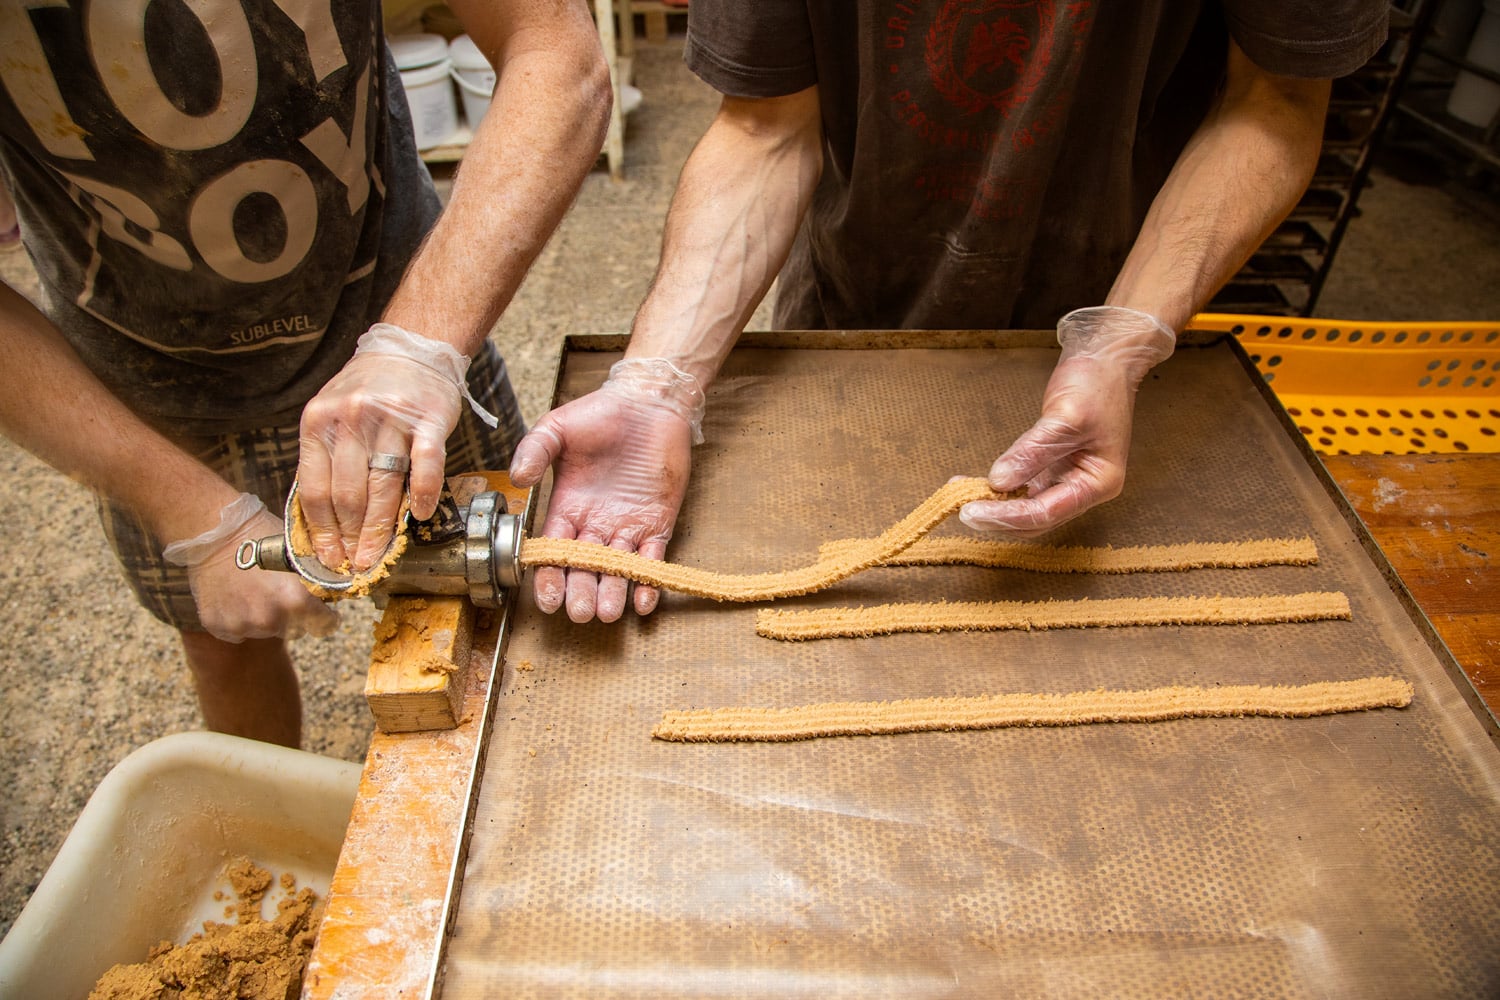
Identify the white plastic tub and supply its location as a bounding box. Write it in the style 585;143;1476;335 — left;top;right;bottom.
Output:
0;731;360;1000
449;34;496;130
392;32;459;150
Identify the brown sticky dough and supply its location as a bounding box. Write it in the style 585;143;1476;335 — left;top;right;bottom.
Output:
369;597;460;676
287;492;412;602
816;535;1320;573
520;481;1322;599
87;857;320;1000
520;477;1006;602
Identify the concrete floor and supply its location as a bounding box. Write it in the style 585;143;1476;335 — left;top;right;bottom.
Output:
1;37;1498;938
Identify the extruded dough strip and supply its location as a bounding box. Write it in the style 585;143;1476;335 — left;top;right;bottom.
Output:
651;676;1413;742
755;591;1351;641
519;477;1001;602
816;535;1319;573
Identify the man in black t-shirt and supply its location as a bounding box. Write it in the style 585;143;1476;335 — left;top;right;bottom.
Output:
509;1;1388;624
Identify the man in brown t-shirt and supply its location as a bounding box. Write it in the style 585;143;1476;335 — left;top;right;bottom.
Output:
511;1;1389;623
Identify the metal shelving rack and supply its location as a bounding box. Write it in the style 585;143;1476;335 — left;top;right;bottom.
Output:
1209;4;1439;317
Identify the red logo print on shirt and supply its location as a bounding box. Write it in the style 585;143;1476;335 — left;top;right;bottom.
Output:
925;0;1054;118
886;0;1091;218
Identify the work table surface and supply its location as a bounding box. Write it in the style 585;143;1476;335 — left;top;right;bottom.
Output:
1323;452;1499;720
303;447;1500;999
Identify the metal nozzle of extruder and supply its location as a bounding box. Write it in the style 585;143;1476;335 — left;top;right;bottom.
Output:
235;484;522;609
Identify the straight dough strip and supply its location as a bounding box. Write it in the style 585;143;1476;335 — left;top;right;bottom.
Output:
816;535;1319;573
650;676;1413;742
519;477;1001;602
755;591;1351;641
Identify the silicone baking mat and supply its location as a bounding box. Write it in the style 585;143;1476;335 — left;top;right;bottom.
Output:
443;332;1500;998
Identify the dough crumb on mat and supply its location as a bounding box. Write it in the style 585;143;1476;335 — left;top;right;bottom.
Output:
755;591;1352;641
652;676;1414;742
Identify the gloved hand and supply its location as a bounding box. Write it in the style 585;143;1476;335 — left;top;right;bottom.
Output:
164;493;340;642
960;306;1175;537
509;357;706;623
297;323;497;572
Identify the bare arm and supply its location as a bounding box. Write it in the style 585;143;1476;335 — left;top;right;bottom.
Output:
964;40;1332;536
0;283;336;639
625;86;824;383
507;86;824;621
297;0;612;570
1107;39;1331;329
382;0;613;349
0;283;238;542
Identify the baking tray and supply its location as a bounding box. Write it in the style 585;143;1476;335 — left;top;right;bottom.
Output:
442;330;1500;998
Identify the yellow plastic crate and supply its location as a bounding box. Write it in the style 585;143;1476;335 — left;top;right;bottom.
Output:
1191;313;1500;455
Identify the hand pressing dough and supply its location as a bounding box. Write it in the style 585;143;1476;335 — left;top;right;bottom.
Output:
287;493;412;601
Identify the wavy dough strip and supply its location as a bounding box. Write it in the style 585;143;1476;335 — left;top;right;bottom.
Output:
519;477;1000;602
652;676;1413;743
817;535;1319;573
755;591;1351;641
520;479;1321;602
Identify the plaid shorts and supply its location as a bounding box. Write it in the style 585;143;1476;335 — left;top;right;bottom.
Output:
99;341;527;631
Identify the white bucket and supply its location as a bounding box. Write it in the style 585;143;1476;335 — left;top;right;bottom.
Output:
391;32;459;150
449;34;496;129
1447;0;1500;127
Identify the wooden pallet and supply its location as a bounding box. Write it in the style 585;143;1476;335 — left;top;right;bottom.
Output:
625;0;689;44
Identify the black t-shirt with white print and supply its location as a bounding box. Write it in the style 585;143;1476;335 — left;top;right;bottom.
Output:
0;0;438;435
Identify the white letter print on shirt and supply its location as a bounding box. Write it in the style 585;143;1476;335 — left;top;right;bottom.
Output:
2;0;380;352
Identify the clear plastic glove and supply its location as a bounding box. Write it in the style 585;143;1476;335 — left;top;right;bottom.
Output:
960;306;1175;537
509;358;706;623
163;494;340;643
297;323;497;573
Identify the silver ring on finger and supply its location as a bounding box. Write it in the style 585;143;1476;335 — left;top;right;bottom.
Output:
368;452;411;474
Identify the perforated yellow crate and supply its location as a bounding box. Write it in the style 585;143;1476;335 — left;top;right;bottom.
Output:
1190;314;1500;455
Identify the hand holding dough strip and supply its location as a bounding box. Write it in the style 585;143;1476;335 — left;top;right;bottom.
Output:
651;675;1413;742
755;591;1352;641
520;478;1322;601
518;477;1000;602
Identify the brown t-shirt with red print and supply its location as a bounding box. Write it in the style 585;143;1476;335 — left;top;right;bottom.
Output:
683;1;1388;331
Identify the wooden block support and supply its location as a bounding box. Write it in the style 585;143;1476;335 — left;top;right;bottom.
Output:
644;9;667;43
360;473;500;734
364;595;475;733
596;0;626;181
